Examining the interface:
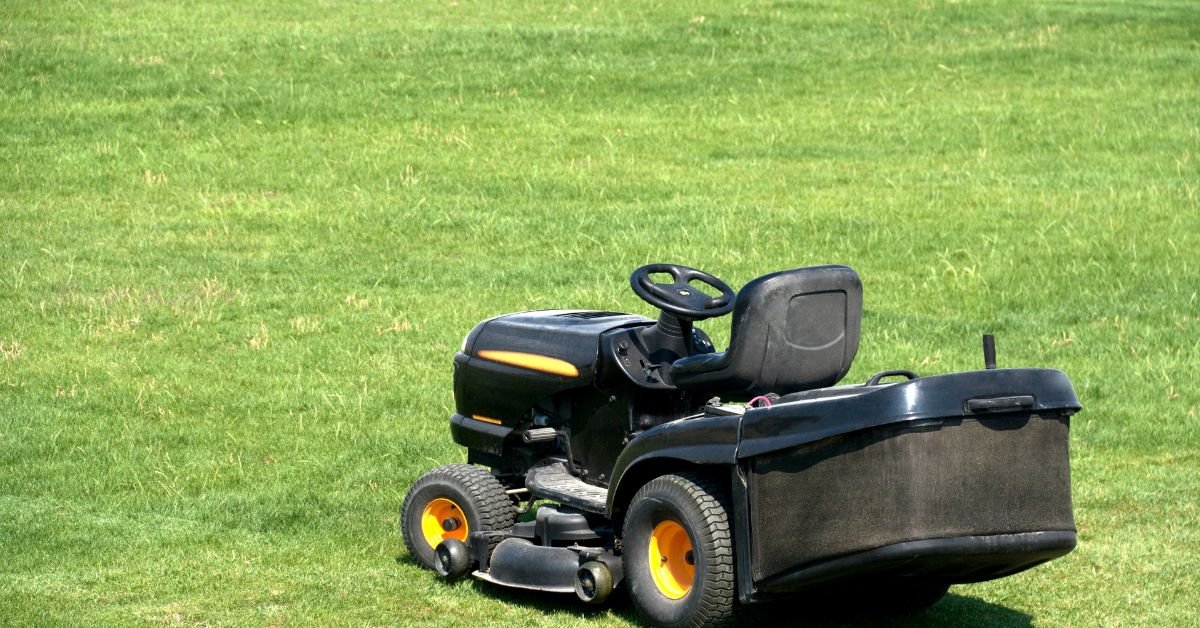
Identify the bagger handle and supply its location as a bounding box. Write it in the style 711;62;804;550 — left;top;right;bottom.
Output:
865;369;920;386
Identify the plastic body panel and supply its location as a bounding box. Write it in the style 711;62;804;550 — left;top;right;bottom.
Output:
601;367;1081;602
748;414;1075;587
452;309;712;483
452;310;649;425
605;414;741;517
449;412;513;456
738;368;1080;459
730;367;1080;601
755;531;1076;595
474;538;579;593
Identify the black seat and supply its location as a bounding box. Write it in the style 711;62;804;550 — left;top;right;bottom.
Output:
669;265;862;397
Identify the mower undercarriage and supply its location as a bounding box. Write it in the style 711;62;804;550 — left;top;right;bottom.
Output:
439;502;622;603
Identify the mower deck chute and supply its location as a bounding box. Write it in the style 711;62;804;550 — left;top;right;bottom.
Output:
400;263;1082;627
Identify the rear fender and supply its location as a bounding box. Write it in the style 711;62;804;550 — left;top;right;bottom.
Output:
605;414;740;524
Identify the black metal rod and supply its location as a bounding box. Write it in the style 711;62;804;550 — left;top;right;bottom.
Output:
983;334;997;369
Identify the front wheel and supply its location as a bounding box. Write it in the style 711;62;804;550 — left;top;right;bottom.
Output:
400;464;516;571
623;471;738;627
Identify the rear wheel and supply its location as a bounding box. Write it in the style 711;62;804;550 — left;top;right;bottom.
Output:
623;471;738;627
401;464;516;570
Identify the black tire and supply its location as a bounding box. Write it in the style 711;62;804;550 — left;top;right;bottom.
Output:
623;471;737;627
401;464;516;571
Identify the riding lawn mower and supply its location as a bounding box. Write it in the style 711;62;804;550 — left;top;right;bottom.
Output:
400;263;1080;626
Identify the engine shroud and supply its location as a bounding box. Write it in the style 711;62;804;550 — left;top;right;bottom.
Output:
454;310;650;424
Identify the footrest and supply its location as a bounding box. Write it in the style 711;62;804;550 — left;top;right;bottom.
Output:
525;460;608;514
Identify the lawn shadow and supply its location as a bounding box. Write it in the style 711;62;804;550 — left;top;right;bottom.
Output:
462;581;1032;627
464;579;638;622
397;552;1030;627
750;591;1033;627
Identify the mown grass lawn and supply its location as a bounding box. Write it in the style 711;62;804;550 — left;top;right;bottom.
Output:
2;0;1197;625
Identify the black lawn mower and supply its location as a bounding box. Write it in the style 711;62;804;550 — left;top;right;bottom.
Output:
400;263;1080;627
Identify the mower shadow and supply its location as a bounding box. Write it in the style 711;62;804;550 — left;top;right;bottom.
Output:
750;591;1033;628
399;552;1030;627
462;580;1032;627
460;577;637;622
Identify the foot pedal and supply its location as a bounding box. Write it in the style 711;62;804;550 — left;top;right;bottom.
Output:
526;460;608;514
521;427;558;444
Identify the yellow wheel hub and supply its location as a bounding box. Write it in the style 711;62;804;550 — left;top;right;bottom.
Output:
420;497;468;549
648;519;695;599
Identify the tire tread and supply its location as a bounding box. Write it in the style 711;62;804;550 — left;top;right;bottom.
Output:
627;470;739;628
400;464;516;567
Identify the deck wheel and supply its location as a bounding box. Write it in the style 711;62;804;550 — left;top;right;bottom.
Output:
575;560;615;605
434;539;472;580
401;464;516;571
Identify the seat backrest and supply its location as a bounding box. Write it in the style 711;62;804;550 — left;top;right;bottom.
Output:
676;265;863;396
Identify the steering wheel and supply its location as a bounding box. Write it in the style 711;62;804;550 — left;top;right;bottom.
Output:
629;263;736;321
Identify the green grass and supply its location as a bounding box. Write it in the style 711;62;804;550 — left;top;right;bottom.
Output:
2;0;1197;624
